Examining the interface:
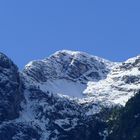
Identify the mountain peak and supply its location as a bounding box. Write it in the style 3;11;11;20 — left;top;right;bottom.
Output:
52;50;98;59
51;50;112;63
23;50;114;85
53;50;82;55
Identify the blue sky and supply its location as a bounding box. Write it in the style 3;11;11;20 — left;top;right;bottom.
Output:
0;0;140;69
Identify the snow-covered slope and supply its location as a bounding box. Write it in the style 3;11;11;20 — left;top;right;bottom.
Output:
84;55;140;106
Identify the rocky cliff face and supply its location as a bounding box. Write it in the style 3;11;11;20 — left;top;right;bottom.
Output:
0;53;23;122
0;50;140;140
23;50;114;83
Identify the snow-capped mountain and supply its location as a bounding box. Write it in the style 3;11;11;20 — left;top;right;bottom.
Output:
0;50;140;140
22;50;139;108
23;50;116;99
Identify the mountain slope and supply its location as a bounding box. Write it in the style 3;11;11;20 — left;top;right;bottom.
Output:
23;50;114;83
84;55;140;106
22;50;115;100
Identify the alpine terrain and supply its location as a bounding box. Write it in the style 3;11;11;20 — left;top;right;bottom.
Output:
0;50;140;140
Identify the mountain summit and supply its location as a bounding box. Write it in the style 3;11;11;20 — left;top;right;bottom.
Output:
0;50;140;140
24;50;114;83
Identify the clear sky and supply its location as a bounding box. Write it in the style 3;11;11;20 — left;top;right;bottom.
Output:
0;0;140;69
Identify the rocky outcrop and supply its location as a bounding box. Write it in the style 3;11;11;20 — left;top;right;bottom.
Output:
0;53;23;122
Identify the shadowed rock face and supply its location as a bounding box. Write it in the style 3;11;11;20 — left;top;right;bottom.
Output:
0;122;41;140
0;53;23;122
